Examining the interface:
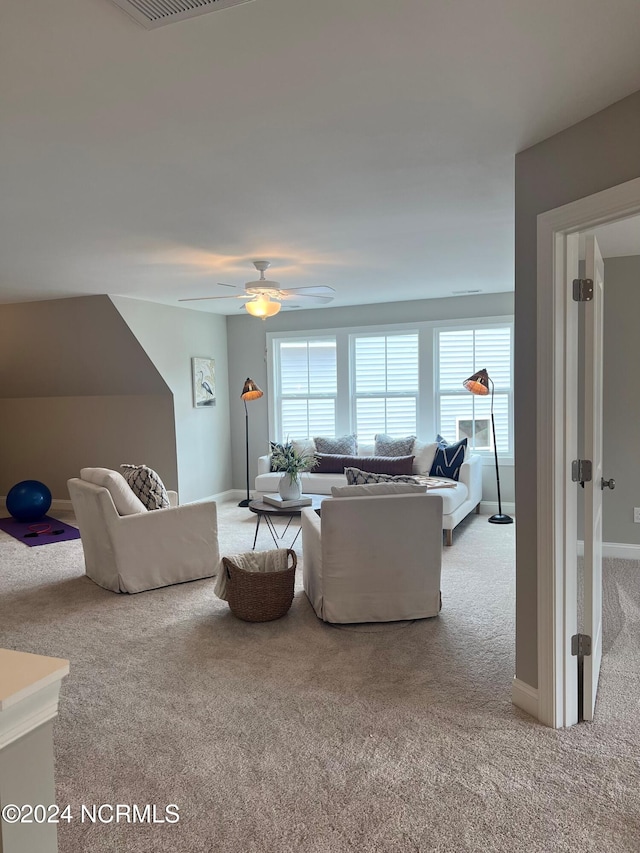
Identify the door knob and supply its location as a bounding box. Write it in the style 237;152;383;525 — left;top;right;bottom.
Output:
601;478;615;490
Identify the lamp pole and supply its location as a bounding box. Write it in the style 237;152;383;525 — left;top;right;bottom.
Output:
239;398;251;507
238;378;263;508
463;368;512;525
487;376;511;524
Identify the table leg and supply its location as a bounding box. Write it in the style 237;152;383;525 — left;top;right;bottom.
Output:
252;514;261;550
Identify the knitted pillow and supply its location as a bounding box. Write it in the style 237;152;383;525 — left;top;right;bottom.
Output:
374;434;416;457
344;467;421;486
120;464;170;510
314;434;357;455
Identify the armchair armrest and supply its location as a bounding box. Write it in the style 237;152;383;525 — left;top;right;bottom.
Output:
167;490;178;507
109;501;219;593
301;506;323;615
459;454;483;507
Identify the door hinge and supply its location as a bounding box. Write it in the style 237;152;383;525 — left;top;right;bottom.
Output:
571;459;592;486
571;633;592;657
573;278;594;301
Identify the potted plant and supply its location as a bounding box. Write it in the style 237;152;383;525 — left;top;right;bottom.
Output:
270;441;319;500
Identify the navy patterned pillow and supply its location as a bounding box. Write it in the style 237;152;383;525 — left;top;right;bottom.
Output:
314;434;357;455
373;433;416;457
120;464;170;510
429;438;467;481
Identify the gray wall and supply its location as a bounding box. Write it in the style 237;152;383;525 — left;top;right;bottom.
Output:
515;89;640;688
226;292;514;499
0;296;177;499
112;297;232;503
602;256;640;544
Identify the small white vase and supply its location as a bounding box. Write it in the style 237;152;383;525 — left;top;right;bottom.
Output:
278;474;301;501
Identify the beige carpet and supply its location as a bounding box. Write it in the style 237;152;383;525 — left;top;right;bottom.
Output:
1;504;639;852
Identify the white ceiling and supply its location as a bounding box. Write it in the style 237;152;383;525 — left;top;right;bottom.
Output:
3;0;640;314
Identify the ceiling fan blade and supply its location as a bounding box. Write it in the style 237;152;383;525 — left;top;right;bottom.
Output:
217;282;238;288
178;294;249;302
281;293;333;304
281;286;335;296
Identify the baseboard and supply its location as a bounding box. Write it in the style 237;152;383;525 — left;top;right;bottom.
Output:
512;677;538;720
479;501;516;515
0;497;72;512
577;540;640;560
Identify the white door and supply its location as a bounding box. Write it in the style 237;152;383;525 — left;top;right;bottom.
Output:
582;234;605;721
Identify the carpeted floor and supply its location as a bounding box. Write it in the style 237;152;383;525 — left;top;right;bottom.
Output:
1;503;639;852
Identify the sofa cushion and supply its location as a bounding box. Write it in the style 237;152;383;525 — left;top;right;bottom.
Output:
412;440;438;474
120;464;170;510
314;453;414;475
314;434;357;455
80;467;147;516
429;438;468;481
331;482;428;498
344;467;421;486
374;433;416;457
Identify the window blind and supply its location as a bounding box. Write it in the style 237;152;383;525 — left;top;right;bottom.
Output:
277;339;337;438
436;326;512;454
353;333;419;442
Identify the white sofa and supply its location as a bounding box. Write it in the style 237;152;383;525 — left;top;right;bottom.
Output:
301;490;443;623
255;452;483;545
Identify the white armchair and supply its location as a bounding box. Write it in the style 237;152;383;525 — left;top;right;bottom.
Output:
68;473;219;593
301;489;443;623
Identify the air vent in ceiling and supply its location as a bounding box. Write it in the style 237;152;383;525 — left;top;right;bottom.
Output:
109;0;255;29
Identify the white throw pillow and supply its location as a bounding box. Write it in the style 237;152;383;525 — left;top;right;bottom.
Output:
80;467;147;516
357;442;375;457
412;440;439;474
331;483;428;498
291;438;316;457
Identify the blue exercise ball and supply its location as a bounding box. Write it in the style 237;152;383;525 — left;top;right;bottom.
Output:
6;480;52;522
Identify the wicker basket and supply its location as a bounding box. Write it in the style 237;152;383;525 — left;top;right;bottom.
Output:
223;549;297;622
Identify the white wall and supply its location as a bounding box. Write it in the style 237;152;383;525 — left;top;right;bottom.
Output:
112;297;232;502
226;292;514;498
514;89;640;688
0;296;177;499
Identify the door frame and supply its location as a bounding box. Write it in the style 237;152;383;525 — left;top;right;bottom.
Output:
536;176;640;728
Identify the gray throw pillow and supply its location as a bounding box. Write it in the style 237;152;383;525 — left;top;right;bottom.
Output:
120;464;170;511
374;433;416;457
314;434;357;455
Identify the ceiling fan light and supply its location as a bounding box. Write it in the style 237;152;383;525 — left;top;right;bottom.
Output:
245;294;281;319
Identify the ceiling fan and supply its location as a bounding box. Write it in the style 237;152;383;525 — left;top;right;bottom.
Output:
178;260;335;319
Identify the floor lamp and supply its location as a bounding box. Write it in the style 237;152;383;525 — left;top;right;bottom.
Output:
463;368;513;525
238;378;263;508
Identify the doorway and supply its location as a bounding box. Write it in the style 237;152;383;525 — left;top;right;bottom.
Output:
535;176;640;728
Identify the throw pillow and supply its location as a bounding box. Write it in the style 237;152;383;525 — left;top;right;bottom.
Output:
331;482;428;498
374;433;416;457
429;438;467;481
344;467;421;486
80;467;147;516
269;441;287;472
314;434;357;455
412;440;438;474
314;453;415;475
120;464;170;510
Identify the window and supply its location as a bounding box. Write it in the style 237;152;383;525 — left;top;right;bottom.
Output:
351;333;419;442
268;317;513;462
273;338;337;439
436;325;512;455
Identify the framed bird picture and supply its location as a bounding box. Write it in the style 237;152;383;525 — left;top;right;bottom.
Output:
192;357;216;407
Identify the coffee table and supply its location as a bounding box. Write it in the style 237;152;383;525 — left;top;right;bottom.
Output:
249;495;324;550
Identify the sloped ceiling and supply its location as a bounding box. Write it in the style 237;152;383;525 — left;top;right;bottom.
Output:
2;0;640;312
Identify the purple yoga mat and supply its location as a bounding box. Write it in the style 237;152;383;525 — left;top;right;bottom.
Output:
0;515;81;547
